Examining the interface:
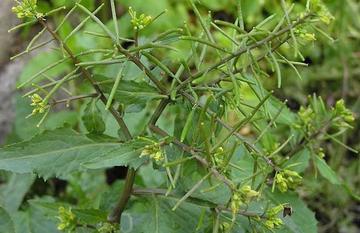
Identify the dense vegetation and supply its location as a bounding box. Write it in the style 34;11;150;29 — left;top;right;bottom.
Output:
0;0;359;232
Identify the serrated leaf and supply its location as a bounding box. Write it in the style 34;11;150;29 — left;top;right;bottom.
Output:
100;80;167;106
0;128;147;179
265;190;318;233
82;100;106;134
313;156;341;185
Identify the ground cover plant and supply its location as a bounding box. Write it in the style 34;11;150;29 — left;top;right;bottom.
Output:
0;0;359;232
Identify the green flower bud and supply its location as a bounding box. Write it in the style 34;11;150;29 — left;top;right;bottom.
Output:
230;191;242;214
264;204;284;229
333;99;354;123
317;147;325;159
240;185;259;200
275;170;302;192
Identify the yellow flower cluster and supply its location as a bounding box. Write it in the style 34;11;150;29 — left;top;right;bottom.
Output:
295;106;316;135
265;204;284;229
140;143;164;162
275;169;302;193
12;0;43;19
57;206;77;232
129;7;152;30
230;185;259;214
29;94;49;115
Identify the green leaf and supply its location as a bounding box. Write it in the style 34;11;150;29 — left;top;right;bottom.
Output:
11;200;63;233
73;209;107;225
283;148;310;173
265;189;318;233
180;160;231;205
0;207;15;233
0;173;35;213
123;197;210;233
0;128;147;179
313;156;342;185
100;80;167;106
82;100;106;134
267;97;297;125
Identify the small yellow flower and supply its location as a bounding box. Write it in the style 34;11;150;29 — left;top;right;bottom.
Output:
12;0;43;19
129;7;152;30
29;94;49;115
140;143;164;162
57;206;77;232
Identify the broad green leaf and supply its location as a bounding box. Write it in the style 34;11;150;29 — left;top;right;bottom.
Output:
82;100;106;134
284;148;310;173
73;209;107;225
11;199;64;233
100;80;167;106
0;207;15;233
0;128;147;179
0;173;35;213
12;209;60;233
265;190;318;233
123;197;211;233
180;160;231;205
313;156;342;185
267;97;297;125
